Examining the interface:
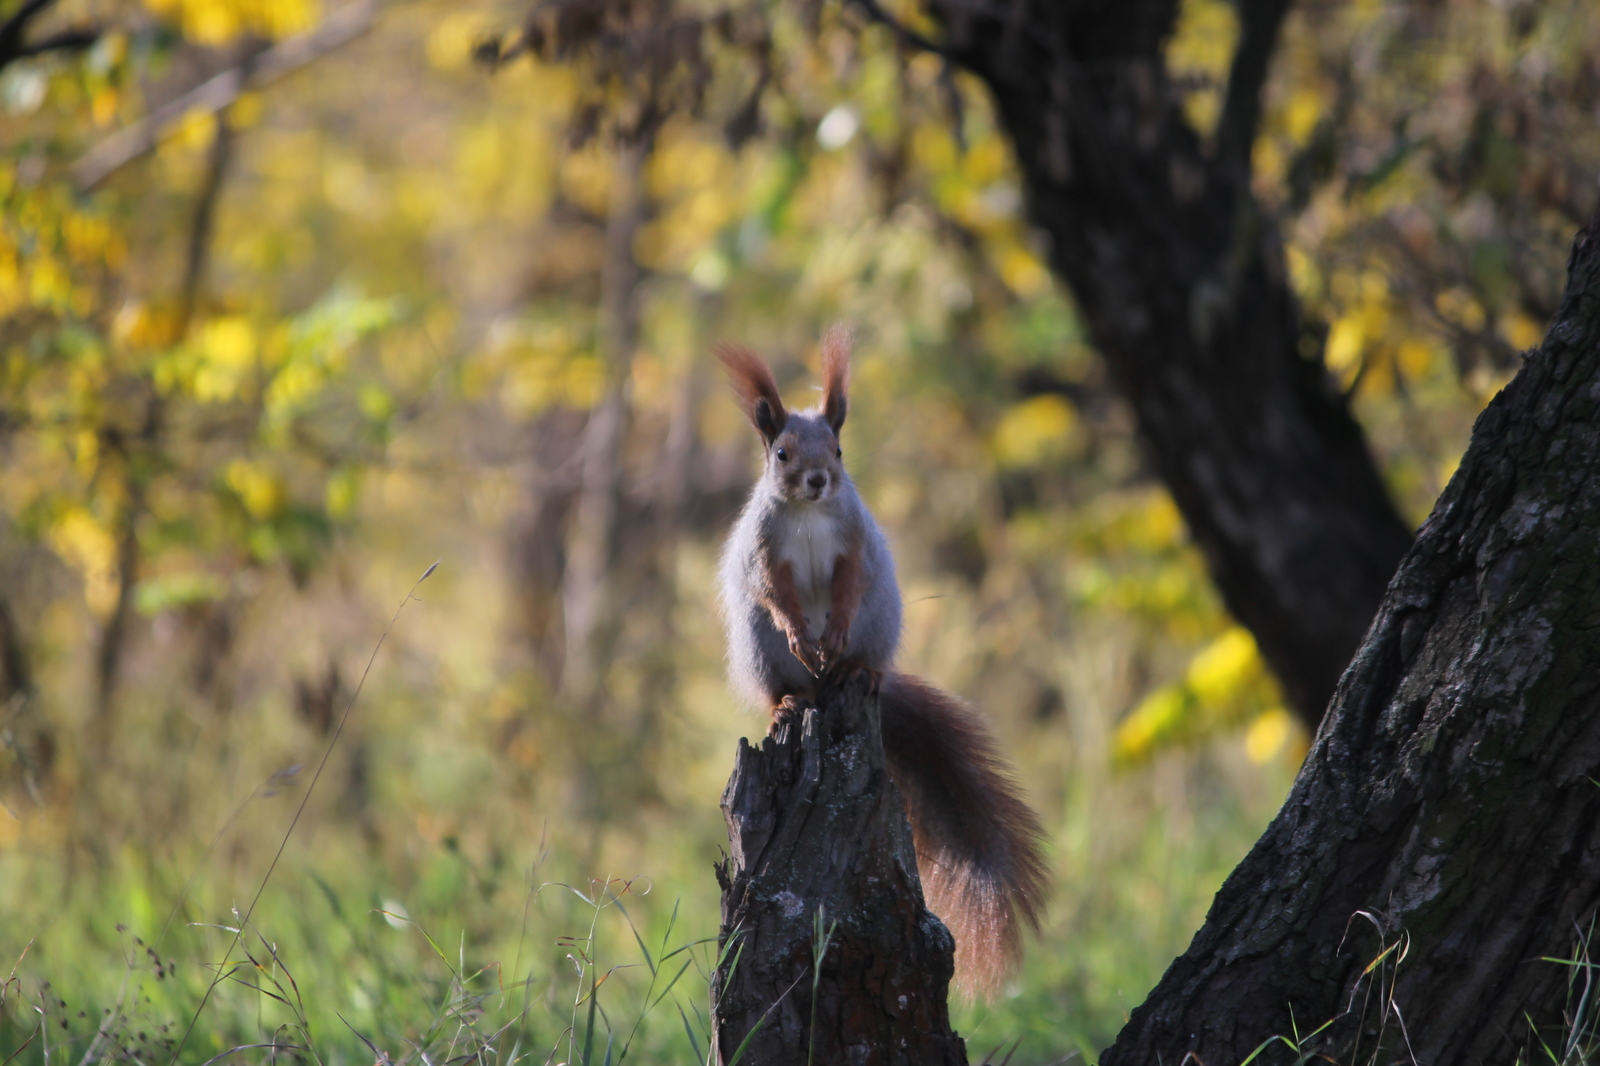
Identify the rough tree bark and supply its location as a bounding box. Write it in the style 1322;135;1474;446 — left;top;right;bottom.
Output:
713;675;967;1066
1098;206;1600;1064
909;0;1414;728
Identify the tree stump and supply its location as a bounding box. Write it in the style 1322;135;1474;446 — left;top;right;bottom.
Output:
712;675;968;1066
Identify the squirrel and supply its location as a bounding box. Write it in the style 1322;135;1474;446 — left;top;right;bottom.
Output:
715;326;1050;998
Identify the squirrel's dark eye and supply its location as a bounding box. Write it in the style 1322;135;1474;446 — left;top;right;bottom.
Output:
836;447;842;458
776;447;789;462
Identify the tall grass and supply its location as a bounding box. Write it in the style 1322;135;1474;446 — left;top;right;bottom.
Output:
0;739;1286;1066
0;536;1304;1066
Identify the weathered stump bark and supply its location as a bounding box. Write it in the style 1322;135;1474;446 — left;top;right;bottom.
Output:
1099;206;1600;1063
712;676;967;1066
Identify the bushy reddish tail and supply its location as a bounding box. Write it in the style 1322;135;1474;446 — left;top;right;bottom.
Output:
879;672;1050;999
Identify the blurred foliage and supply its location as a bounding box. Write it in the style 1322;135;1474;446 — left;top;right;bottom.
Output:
1113;627;1286;768
0;0;1594;1060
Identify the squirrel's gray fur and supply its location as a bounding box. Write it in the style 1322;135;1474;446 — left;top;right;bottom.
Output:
718;421;901;708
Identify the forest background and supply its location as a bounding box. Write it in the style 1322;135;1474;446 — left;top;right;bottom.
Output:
1;0;1594;1061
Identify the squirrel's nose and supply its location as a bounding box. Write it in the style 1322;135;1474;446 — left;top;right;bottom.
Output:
806;472;827;490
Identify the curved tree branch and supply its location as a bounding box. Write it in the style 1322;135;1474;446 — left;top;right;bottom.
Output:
70;0;376;192
849;0;960;61
0;0;98;73
924;0;1414;728
1216;0;1291;176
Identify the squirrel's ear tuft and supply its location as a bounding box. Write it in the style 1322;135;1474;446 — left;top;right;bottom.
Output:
716;343;787;445
820;325;851;435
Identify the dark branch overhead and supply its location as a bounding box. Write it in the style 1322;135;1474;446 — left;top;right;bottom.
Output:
849;0;961;61
917;0;1413;728
1215;0;1292;177
0;0;99;74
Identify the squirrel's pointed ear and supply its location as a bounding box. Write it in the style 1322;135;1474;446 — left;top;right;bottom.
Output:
820;325;851;435
716;343;787;445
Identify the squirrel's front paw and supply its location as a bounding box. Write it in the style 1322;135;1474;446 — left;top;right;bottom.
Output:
786;632;824;676
819;621;850;667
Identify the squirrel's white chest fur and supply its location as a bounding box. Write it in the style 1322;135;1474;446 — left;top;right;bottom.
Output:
777;505;840;639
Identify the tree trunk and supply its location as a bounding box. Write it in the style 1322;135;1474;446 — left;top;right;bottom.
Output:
95;103;231;732
561;136;647;704
713;676;968;1066
924;0;1414;727
1099;205;1600;1064
0;592;32;705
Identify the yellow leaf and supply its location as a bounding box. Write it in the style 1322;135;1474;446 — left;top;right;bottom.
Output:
1397;338;1437;382
28;255;70;309
1113;684;1193;766
1500;311;1543;352
226;459;286;519
91;87;120;127
428;11;493;73
325;468;360;519
49;508;119;619
193;316;257;401
1326;315;1364;377
1185;626;1262;707
176;107;217;152
1244;708;1293;764
1166;0;1239;136
992;395;1078;468
75;430;98;479
203;316;255;366
1285;88;1324;144
997;244;1050;299
141;0;318;44
231;91;265;129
